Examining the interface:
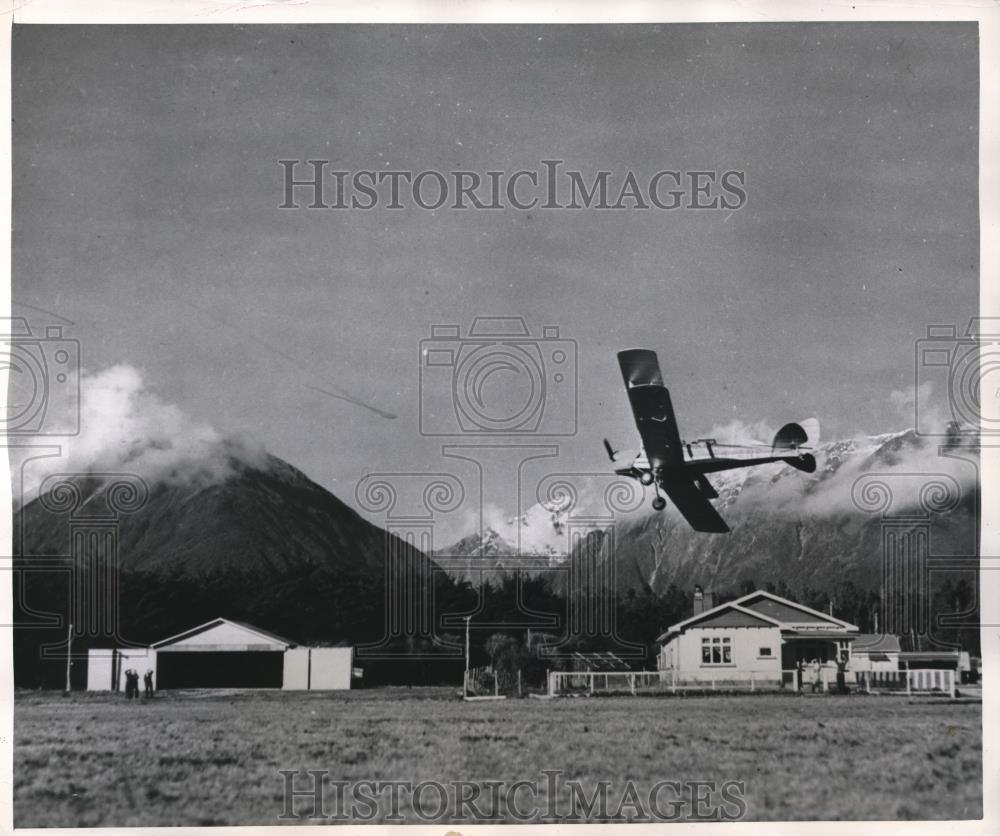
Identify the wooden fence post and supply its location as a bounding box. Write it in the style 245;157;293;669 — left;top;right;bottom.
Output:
65;623;73;693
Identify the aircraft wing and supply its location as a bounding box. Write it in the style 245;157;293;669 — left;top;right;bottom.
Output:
626;384;684;469
619;350;683;468
660;478;731;533
618;349;665;387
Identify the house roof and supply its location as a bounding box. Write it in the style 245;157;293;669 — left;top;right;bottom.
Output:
228;620;296;646
852;633;902;654
693;607;780;629
151;618;295;650
657;602;784;643
899;651;961;663
737;592;858;630
657;589;859;643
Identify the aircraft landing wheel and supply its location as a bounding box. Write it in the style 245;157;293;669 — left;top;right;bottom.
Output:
652;496;667;512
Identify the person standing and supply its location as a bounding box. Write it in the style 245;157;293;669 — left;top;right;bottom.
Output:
836;654;848;694
811;658;823;693
143;669;154;697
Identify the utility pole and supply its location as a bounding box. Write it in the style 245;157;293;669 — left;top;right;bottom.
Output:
464;616;471;697
65;623;73;692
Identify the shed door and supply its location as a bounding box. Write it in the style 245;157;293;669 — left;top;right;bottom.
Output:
157;651;283;689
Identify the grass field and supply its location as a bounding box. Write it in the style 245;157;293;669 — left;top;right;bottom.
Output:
14;687;982;826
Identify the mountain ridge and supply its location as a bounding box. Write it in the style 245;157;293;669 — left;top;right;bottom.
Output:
437;428;979;595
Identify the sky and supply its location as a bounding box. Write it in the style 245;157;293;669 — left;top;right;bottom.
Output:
10;23;979;540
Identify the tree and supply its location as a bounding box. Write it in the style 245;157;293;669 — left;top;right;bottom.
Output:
484;632;527;690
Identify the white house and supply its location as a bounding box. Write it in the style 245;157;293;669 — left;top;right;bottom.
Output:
657;589;860;686
86;618;354;691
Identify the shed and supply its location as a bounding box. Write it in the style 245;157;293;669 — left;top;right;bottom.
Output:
85;618;354;691
899;650;962;671
152;619;292;689
851;633;902;674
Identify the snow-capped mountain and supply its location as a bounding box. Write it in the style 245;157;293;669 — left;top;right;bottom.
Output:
570;428;979;595
440;428;979;592
434;505;584;583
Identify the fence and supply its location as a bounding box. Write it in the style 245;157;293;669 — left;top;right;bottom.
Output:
547;669;799;696
547;671;660;696
857;668;955;698
546;667;956;698
464;665;497;697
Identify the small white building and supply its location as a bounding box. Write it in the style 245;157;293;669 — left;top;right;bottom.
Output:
850;633;902;675
86;617;354;691
86;646;158;692
657;590;859;686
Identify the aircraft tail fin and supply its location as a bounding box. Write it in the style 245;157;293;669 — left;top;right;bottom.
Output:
771;418;819;452
772;421;817;473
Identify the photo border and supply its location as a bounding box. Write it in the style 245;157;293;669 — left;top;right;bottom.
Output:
1;2;996;834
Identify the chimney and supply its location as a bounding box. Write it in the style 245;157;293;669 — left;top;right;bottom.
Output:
693;586;715;616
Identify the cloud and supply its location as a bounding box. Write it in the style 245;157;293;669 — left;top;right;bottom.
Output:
704;418;778;447
499;398;977;542
477;501;575;555
726;425;977;522
11;364;265;504
888;381;934;428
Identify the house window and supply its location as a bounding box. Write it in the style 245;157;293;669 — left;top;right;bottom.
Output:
701;636;733;665
758;647;773;658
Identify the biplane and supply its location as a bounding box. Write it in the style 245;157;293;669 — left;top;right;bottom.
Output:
605;349;817;533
